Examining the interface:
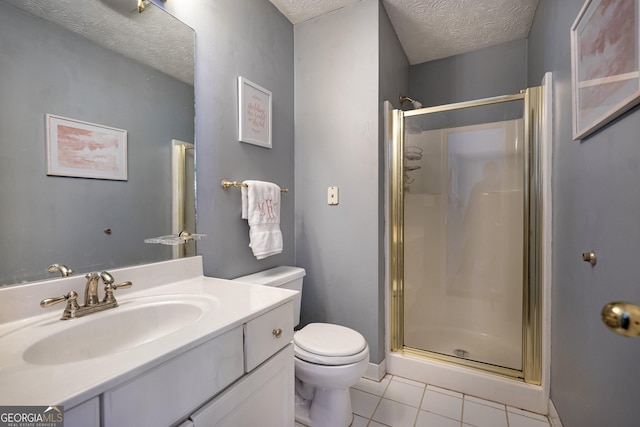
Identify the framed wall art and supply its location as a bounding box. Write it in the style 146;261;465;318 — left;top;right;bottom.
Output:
46;114;128;180
238;76;272;148
571;0;640;140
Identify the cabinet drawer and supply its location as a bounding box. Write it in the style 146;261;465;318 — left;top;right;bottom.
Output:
190;344;294;427
103;326;243;427
244;301;294;372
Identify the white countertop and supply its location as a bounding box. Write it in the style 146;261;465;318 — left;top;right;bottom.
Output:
0;257;297;408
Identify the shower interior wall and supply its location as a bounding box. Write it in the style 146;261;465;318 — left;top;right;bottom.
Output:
404;39;531;372
403;119;525;372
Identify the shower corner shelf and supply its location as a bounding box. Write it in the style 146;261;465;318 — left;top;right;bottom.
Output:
404;146;423;161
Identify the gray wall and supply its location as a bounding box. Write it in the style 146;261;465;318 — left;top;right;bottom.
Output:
379;3;410;109
0;2;194;285
294;0;384;363
161;0;296;279
167;0;407;365
409;39;528;106
528;1;640;426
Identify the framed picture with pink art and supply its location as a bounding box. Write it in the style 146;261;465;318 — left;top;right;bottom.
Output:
571;0;640;140
46;114;128;180
238;76;272;148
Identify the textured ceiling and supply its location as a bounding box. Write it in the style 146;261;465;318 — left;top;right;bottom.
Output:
269;0;539;64
8;0;538;81
3;0;194;85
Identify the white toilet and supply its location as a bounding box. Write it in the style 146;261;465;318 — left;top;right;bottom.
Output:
234;266;369;427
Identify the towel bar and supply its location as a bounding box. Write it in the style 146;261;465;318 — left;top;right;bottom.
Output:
221;179;288;193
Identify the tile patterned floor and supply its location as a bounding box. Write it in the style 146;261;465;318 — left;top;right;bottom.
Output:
296;374;551;427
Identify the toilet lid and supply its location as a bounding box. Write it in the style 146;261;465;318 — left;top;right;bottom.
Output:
294;323;367;357
294;342;369;366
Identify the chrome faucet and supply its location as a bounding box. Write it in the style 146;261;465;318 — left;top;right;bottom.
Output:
84;272;101;306
41;270;133;320
47;263;74;277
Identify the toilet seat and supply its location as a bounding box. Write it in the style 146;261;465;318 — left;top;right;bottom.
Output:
294;323;369;366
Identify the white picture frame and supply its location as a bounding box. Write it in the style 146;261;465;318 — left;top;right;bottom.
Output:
571;0;640;140
238;76;272;148
46;114;128;180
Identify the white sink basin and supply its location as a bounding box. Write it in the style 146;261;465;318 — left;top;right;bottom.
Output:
16;294;218;366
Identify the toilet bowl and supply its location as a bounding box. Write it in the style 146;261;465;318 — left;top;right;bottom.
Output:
293;323;369;427
233;267;369;427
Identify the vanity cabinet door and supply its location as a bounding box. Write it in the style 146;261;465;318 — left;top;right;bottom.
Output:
102;327;243;427
244;301;294;372
64;397;99;427
190;344;294;427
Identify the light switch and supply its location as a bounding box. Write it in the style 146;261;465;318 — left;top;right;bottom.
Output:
328;186;339;205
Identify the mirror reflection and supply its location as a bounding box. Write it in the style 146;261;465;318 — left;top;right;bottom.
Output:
0;0;195;286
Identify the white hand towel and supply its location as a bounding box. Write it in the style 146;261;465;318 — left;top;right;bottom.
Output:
242;180;283;259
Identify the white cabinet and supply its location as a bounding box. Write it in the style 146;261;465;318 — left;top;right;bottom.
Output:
98;301;295;427
191;301;295;426
190;344;294;427
64;397;99;427
103;327;244;427
1;259;299;426
244;301;294;371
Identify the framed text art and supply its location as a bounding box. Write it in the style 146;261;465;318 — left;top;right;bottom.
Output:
238;76;272;148
46;114;128;180
571;0;640;140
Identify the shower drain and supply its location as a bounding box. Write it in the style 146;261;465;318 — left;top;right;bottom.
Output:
453;349;469;358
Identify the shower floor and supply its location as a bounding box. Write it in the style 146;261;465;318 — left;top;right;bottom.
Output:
404;326;522;370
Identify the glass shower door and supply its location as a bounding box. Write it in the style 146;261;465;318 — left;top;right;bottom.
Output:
401;98;527;372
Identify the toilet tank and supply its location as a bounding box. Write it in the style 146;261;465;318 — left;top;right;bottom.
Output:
233;266;305;327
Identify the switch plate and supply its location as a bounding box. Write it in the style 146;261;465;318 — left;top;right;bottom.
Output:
328;186;339;205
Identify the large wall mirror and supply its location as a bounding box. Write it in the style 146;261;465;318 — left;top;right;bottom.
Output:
0;0;195;286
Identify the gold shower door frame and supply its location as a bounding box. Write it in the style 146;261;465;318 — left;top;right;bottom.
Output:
389;87;543;385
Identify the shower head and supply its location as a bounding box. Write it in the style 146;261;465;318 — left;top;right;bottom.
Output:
400;95;423;109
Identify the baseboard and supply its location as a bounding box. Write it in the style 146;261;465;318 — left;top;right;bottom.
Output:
363;359;386;381
548;400;563;427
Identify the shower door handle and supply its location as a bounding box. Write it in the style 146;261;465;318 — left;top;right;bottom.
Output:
601;302;640;337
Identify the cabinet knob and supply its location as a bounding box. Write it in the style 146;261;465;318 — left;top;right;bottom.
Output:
582;251;596;265
272;328;283;338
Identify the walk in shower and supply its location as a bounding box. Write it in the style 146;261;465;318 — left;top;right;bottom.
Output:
387;86;547;406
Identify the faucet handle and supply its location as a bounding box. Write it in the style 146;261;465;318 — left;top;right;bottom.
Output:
100;271;114;286
41;291;78;307
41;291;80;319
103;281;133;304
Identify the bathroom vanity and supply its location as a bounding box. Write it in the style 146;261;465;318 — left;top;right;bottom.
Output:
0;257;296;427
